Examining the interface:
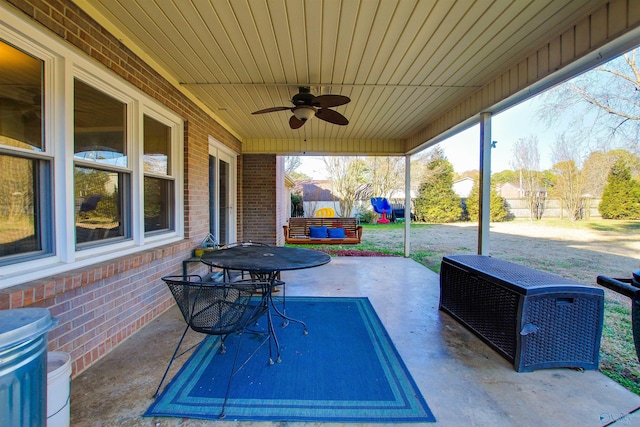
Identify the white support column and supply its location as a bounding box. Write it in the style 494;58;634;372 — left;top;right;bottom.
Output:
478;113;492;255
404;154;411;258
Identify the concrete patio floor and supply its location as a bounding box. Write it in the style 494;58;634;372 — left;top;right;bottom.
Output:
70;257;640;426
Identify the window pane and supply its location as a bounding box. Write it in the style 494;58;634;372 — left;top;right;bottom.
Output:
0;154;40;256
74;80;127;167
75;167;124;245
144;115;170;175
0;39;43;151
144;176;173;233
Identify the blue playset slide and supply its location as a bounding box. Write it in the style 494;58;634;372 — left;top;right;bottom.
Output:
371;197;391;223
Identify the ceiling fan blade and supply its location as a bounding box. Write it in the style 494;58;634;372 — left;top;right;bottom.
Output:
289;115;305;129
313;94;350;108
316;108;349;125
251;106;291;114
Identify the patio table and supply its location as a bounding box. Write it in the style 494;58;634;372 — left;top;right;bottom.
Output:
200;245;330;362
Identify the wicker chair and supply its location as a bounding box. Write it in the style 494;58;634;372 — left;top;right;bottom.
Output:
155;275;275;419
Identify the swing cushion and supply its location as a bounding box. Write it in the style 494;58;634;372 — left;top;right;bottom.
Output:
327;227;346;238
309;226;328;238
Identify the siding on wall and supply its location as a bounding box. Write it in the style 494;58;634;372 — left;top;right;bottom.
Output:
1;0;242;377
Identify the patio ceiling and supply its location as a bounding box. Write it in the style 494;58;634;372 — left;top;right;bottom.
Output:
75;0;621;155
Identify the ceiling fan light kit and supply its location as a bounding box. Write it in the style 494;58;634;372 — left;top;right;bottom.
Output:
293;105;316;121
252;86;350;129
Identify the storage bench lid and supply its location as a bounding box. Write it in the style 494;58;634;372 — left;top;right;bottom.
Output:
442;255;603;296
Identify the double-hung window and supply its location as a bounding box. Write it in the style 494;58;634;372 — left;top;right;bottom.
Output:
0;40;53;265
143;115;174;234
74;79;130;247
0;20;184;288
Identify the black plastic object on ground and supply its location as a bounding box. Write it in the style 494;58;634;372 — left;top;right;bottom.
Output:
597;271;640;362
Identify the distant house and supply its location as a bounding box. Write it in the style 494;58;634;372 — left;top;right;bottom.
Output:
497;182;548;199
497;182;522;198
453;177;475;198
296;180;338;203
291;180;338;217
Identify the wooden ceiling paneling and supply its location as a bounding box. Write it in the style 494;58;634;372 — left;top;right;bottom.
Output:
74;0;626;152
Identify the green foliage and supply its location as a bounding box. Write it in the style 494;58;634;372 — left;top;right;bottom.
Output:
465;180;510;222
291;191;302;205
413;156;462;223
599;158;640;219
356;209;376;224
491;170;519;185
291;191;303;216
288;170;312;181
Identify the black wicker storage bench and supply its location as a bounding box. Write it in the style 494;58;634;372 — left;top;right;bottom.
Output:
439;255;604;372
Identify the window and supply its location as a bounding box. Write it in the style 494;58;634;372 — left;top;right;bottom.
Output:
0;39;53;264
74;79;130;247
0;23;183;288
143;115;174;233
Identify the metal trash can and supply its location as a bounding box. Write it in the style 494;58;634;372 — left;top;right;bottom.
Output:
0;308;58;427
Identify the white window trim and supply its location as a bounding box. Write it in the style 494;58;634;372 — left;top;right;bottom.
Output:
0;5;184;289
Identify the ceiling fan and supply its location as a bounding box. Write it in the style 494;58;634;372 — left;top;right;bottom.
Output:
251;87;350;129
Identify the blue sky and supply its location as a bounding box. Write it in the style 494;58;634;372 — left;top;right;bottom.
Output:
299;96;559;178
439;96;557;173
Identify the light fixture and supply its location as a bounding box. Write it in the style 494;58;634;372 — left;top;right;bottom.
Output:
293;106;316;121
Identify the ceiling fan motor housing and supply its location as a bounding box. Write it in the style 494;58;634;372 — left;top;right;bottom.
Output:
251;86;349;128
292;87;315;106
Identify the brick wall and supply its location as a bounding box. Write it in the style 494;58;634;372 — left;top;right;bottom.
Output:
0;241;194;375
1;0;244;376
276;157;286;246
242;154;278;244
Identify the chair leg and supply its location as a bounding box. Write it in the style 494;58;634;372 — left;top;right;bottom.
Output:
218;328;270;419
154;324;190;397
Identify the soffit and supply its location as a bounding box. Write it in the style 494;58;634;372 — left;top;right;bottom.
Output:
75;0;609;151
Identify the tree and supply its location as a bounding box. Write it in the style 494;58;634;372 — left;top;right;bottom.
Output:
599;158;640;219
364;157;404;199
491;170;519;186
547;133;593;221
551;159;585;220
578;149;638;200
540;48;640;158
285;156;302;174
413;148;461;223
285;156;312;180
465;180;510;222
323;157;367;217
511;136;546;220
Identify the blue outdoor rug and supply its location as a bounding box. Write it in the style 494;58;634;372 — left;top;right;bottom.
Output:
145;296;436;423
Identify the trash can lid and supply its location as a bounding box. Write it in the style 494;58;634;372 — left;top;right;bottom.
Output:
0;308;58;351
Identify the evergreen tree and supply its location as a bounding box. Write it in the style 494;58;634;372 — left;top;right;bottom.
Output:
465;180;510;222
414;151;461;223
599;158;640;219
